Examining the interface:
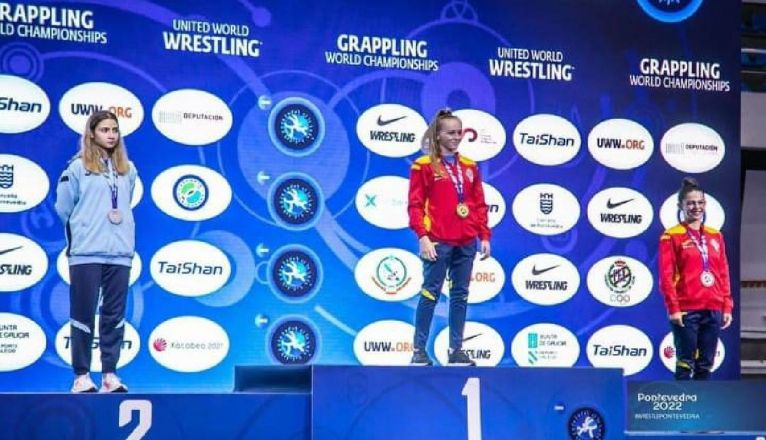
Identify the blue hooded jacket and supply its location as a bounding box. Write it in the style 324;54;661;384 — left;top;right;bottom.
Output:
54;156;137;267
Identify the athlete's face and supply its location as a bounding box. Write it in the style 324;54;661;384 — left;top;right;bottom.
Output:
437;118;462;155
680;190;705;223
91;118;120;151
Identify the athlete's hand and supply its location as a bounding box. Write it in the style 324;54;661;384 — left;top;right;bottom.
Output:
722;313;733;329
479;240;490;260
419;236;437;261
669;312;684;327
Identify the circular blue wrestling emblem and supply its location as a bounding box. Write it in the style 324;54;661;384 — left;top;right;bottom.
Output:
568;407;605;440
636;0;703;23
268;97;325;157
173;175;208;211
271;247;322;301
270;320;317;364
268;174;323;230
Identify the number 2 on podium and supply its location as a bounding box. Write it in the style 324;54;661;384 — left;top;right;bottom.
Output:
462;377;482;440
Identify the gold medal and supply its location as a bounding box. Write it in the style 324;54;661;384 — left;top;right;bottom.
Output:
456;203;470;218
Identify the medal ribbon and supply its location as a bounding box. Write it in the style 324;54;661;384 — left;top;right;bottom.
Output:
442;157;465;204
103;158;118;209
685;226;710;273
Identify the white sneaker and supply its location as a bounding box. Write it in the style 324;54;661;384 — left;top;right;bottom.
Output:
71;374;97;393
100;372;128;392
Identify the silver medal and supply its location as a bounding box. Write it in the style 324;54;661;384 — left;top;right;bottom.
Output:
700;271;715;287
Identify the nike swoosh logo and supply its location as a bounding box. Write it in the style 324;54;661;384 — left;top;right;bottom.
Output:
606;198;634;209
0;246;22;256
377;115;407;126
462;333;482;343
532;264;559;275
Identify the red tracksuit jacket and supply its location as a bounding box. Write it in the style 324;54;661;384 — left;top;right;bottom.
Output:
408;154;490;245
658;223;733;315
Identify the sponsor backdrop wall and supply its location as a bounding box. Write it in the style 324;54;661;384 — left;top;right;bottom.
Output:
0;0;740;391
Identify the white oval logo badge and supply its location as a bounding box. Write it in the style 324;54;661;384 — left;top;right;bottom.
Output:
0;234;48;292
513;113;581;166
59;82;144;136
586;325;653;376
453;109;507;162
442;254;505;304
587;255;653;308
150;240;231;297
151;165;232;221
355;175;409;230
354;248;423;302
660;123;725;173
356;104;428;158
587;187;654;238
152;89;233;145
511;323;580;367
0;154;49;213
353;320;416;366
587;118;654;170
0;313;46;371
148;316;230;372
512;183;580;235
55;316;140;372
659;191;725;230
659;332;724;373
511;253;580;306
131;175;144;209
483;182;506;229
0;74;50;134
434;321;505;366
57;250;142;286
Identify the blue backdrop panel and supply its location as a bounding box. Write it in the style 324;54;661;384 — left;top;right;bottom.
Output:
0;393;310;440
0;0;741;391
312;366;625;440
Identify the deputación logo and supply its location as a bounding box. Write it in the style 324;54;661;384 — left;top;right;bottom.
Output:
356;103;428;158
353;320;416;366
512;183;580;235
269;319;318;365
152;89;232;145
511;323;580;367
586;187;654;238
151;165;232;221
660;122;725;173
0;154;49;213
0;74;50;134
587;256;653;308
511;253;580;306
587;118;654;170
150;240;231;297
355;175;410;229
0;233;48;292
269;245;323;302
513;113;581;166
59;81;143;136
355;248;422;302
268;173;324;230
586;325;653;376
148;316;230;372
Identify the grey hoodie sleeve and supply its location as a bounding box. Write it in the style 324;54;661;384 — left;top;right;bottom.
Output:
128;161;137;201
54;161;80;224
